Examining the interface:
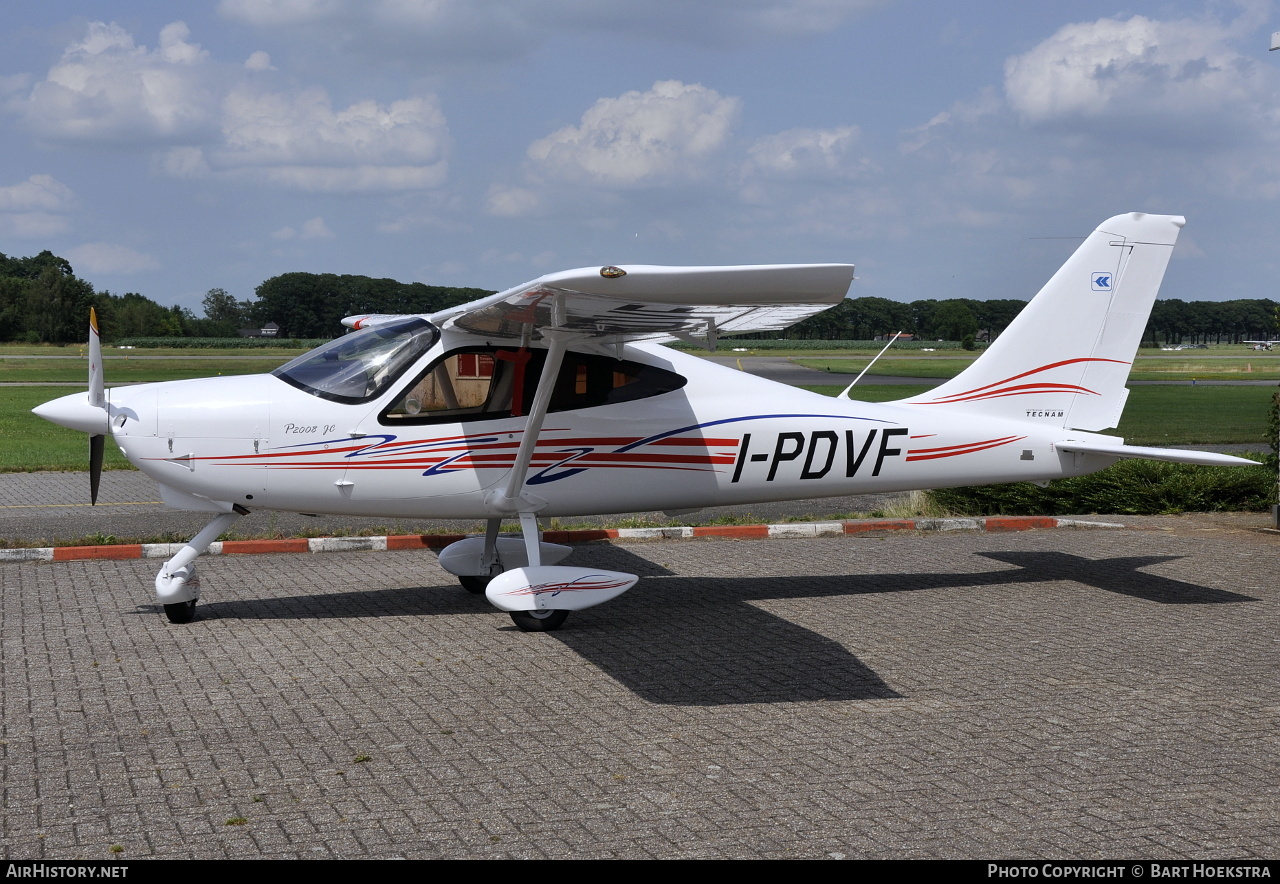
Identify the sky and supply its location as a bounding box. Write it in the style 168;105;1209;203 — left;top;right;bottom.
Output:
1;1;1278;317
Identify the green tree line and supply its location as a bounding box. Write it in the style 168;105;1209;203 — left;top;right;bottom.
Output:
778;295;1280;344
0;250;494;343
2;248;1275;345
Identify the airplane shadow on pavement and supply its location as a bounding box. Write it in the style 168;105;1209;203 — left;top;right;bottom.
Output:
170;547;1255;706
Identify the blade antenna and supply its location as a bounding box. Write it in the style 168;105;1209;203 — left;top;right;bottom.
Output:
840;331;902;399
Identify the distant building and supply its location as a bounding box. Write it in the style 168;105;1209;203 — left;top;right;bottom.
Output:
238;322;281;338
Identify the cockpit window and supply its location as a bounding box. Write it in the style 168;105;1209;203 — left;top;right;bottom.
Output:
272;318;439;403
381;346;687;425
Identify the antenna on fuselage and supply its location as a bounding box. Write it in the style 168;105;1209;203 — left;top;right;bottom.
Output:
840;331;902;399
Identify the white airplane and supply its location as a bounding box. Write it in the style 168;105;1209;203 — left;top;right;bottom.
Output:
33;212;1253;631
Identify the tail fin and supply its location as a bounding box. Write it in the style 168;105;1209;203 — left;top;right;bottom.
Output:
897;212;1183;431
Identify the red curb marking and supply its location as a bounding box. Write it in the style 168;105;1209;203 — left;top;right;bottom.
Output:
693;525;769;539
221;539;309;555
983;516;1057;532
53;544;143;561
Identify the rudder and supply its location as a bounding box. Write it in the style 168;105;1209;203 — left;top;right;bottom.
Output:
896;212;1183;431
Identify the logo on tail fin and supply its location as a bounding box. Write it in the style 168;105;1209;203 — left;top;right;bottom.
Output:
1091;273;1112;291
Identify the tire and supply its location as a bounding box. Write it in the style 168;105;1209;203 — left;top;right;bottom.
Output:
163;600;197;624
459;575;491;594
509;609;569;632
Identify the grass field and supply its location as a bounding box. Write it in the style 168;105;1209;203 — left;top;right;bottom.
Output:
0;356;292;383
0;344;308;358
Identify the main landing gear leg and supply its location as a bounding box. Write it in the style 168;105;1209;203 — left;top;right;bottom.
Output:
458;518;503;594
154;507;246;624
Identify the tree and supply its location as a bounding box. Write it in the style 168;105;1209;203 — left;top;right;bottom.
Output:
24;264;95;343
932;301;978;342
199;287;254;337
252;273;494;338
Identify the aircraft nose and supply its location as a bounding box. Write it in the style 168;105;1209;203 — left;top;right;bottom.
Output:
32;392;109;435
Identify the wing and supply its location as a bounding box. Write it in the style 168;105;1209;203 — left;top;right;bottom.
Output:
423;264;853;343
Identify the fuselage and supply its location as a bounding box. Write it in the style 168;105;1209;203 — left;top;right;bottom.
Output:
92;337;1114;519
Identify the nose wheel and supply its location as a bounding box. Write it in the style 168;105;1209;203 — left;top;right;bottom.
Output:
163;600;198;624
509;609;569;632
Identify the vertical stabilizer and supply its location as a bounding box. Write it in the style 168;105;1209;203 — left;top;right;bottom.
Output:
896;213;1183;431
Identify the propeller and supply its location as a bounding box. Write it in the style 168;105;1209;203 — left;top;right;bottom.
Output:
87;308;105;505
29;309;111;503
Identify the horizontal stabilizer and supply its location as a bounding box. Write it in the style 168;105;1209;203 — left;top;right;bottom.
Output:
1057;441;1258;467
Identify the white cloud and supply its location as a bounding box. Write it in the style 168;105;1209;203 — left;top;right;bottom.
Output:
1003;13;1272;135
899;88;1002;154
884;4;1280;242
0;174;75;212
526;80;739;186
66;243;160;275
10;21;216;143
7;21;452;196
273;217;335;240
0;174;76;238
244;51;275;71
301;216;334;238
153;146;212;179
212;88;450;192
157;22;208;64
0;213;71;238
484;183;540;217
744;126;871;179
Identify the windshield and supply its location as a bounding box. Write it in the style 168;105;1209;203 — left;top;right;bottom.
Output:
272;317;439;403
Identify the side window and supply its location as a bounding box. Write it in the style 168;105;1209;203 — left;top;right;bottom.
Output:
383;348;533;423
381;346;685;425
548;353;687;411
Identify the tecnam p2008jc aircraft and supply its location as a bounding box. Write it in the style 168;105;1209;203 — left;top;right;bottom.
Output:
34;213;1253;631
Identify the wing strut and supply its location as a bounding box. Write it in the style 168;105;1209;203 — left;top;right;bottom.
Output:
484;326;572;567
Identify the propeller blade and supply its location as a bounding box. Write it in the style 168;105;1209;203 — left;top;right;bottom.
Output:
89;434;104;505
88;308;107;505
88;308;104;409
